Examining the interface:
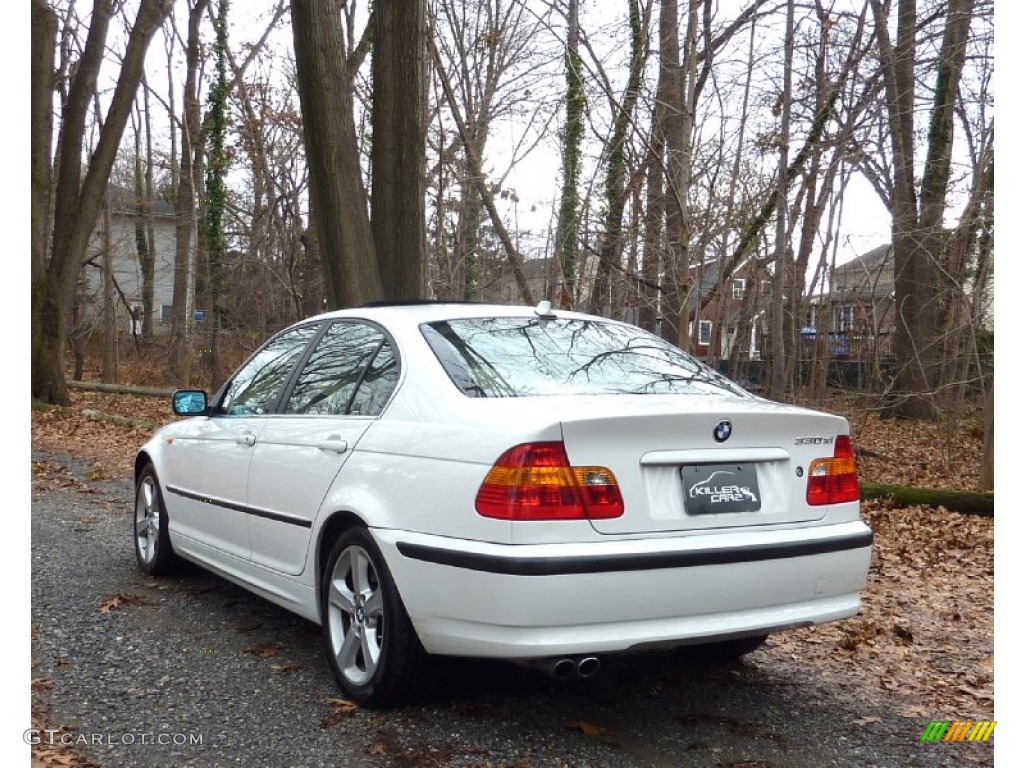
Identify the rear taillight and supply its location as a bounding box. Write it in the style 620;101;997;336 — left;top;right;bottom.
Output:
475;442;625;520
806;434;860;505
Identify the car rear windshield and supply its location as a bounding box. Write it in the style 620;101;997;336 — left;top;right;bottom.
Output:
421;317;748;398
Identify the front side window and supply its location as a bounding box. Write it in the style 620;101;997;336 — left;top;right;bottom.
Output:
219;324;320;416
732;279;745;300
422;317;746;398
284;322;396;416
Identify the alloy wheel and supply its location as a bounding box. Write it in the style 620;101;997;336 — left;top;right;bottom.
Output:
326;545;385;686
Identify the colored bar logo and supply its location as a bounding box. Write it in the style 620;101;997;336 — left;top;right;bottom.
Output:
921;721;996;742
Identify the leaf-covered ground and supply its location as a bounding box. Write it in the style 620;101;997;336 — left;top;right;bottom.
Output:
30;386;994;765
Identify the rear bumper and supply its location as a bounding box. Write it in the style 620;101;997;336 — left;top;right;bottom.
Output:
375;521;872;658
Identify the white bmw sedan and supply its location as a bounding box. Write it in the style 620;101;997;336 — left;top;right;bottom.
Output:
133;302;872;707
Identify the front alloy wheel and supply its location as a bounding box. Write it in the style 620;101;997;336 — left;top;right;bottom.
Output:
321;528;427;707
133;465;179;575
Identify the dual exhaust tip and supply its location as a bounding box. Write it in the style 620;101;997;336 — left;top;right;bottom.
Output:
517;656;601;680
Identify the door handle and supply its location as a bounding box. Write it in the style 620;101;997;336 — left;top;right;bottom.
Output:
236;432;256;447
317;438;348;454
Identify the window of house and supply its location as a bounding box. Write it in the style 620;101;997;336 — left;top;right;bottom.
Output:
160;304;173;323
698;320;713;346
834;306;853;332
732;279;745;300
761;280;772;298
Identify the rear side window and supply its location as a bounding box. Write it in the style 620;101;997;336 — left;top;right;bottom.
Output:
284;322;397;416
421;317;746;398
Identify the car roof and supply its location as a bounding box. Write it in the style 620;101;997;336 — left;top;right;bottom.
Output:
301;302;609;326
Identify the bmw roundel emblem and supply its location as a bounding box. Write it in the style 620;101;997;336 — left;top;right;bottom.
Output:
713;420;732;443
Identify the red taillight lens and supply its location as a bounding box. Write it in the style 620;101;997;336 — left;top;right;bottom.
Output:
475;442;625;520
806;434;860;505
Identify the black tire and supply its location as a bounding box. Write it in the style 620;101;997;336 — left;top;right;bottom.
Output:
133;465;180;576
320;527;429;708
679;634;768;663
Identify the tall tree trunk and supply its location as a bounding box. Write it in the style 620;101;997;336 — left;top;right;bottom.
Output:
292;0;382;308
32;0;174;405
658;0;683;343
915;0;975;408
639;101;664;334
101;198;117;383
589;0;647;316
553;0;583;308
979;386;993;492
301;196;324;316
31;0;57;389
767;0;794;399
872;0;975;419
203;0;230;390
169;0;210;383
662;0;699;350
453;138;486;300
143;78;157;341
371;0;427;300
133;103;154;343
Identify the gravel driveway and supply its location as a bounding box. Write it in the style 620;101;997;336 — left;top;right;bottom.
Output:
30;451;993;768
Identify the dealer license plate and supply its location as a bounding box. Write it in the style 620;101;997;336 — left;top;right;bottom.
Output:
681;463;762;515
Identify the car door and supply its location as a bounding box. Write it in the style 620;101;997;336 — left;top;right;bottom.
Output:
246;321;400;575
162;323;320;560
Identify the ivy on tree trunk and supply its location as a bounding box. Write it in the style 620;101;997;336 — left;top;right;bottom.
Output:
203;0;230;389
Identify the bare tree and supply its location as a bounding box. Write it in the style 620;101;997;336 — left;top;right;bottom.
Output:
587;0;650;316
32;0;175;405
870;0;978;418
429;0;555;301
168;0;210;382
766;0;795;399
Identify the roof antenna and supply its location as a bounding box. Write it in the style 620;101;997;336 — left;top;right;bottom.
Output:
534;300;556;318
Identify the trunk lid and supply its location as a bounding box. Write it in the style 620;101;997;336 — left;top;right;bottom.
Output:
556;395;849;535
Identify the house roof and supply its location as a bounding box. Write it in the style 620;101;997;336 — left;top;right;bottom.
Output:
834;243;891;276
832;243;893;298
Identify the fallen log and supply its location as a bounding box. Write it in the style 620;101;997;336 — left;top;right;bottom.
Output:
70;381;175;398
80;408;160;431
860;482;994;517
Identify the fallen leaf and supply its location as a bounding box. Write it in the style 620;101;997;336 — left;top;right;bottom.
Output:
854;716;881;726
31;677;54;692
566;719;619;746
242;644;279;659
957;685;994;701
99;593;149;613
270;663;299;674
321;697;359;728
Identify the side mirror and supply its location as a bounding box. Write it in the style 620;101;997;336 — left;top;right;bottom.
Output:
172;389;208;416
